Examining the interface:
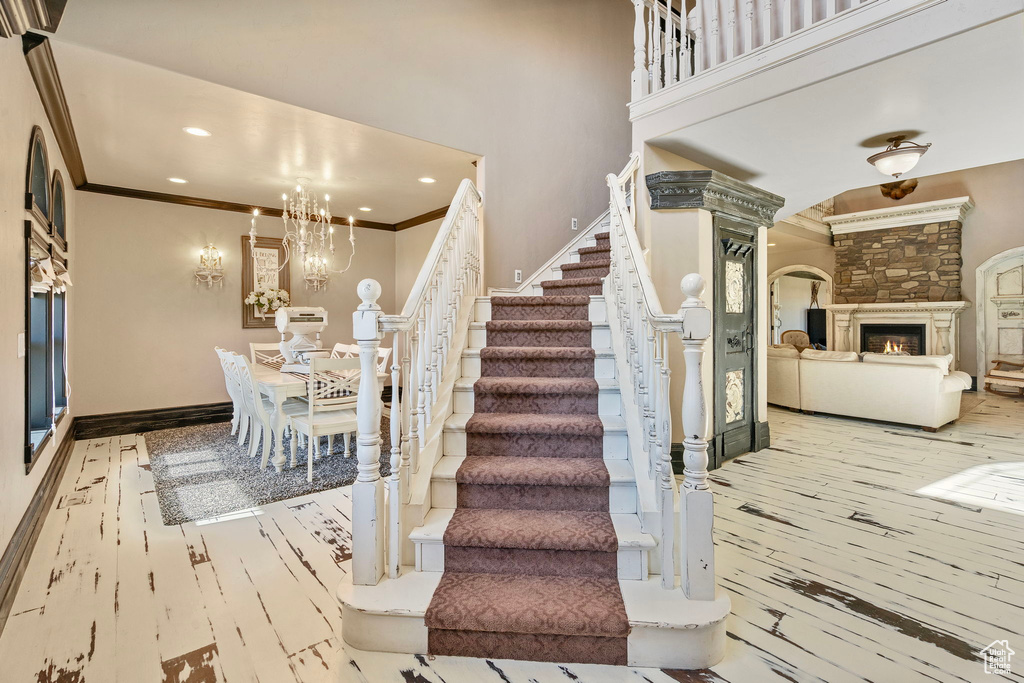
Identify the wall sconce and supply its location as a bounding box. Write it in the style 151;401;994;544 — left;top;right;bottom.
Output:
195;243;224;288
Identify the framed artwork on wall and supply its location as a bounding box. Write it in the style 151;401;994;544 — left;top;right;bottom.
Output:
241;236;291;329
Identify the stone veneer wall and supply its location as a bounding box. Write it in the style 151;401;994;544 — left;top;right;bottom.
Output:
833;220;962;304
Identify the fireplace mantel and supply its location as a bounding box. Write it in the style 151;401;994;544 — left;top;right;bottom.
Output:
823;301;970;369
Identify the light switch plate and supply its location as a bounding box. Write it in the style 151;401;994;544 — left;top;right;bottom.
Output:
17;332;25;358
514;269;522;284
571;218;578;231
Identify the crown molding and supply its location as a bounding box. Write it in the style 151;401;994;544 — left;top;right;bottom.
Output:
0;0;67;38
22;32;87;188
395;205;450;231
825;196;974;235
645;169;785;226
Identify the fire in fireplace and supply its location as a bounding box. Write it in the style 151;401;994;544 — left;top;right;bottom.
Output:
860;324;926;356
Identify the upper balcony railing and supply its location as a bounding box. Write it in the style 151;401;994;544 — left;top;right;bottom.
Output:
630;0;878;103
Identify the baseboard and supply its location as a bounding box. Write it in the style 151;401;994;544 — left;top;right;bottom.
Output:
74;401;233;440
0;422;76;638
753;420;771;451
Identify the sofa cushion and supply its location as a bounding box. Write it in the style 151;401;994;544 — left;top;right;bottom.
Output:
862;353;953;374
801;349;859;362
768;345;801;359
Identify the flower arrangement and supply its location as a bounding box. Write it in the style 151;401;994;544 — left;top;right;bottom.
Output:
244;288;290;319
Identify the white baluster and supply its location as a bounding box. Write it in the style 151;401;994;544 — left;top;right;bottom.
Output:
402;330;415;498
387;332;402;579
802;0;813;30
652;0;663;91
666;0;677;86
782;0;792;37
826;0;836;19
743;0;754;54
677;274;714;600
693;0;704;74
352;278;385;586
658;330;675;588
726;0;737;61
709;3;720;68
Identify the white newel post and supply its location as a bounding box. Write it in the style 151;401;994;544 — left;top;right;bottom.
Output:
352;278;386;586
678;274;716;600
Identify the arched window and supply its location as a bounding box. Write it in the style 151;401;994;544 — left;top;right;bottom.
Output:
51;170;66;246
26;127;50;222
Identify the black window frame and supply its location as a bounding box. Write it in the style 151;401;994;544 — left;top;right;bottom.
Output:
25;126;50;227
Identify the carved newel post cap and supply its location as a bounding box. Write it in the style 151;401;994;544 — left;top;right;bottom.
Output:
357;279;382;309
681;273;706;302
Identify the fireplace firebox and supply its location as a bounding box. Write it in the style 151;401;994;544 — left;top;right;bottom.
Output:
860;323;926;356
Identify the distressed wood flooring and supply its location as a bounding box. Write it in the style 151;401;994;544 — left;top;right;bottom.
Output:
1;394;1021;682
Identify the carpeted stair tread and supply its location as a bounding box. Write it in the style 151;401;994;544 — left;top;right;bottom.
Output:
443;508;618;552
456;456;610;487
540;276;604;289
578;245;610;257
561;259;611;272
486;319;591;331
465;413;603;436
594;232;610;241
474;377;598;395
480;346;595;360
425;572;629;638
491;295;590;307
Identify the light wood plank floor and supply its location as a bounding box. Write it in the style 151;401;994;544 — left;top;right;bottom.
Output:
2;395;1022;682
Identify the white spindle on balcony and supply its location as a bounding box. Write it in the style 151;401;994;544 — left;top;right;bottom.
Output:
606;154;714;594
351;179;482;586
630;0;880;102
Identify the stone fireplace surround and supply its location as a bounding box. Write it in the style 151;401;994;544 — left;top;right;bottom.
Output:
822;197;974;370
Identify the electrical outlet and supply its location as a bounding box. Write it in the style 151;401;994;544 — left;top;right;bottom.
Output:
571;217;578;231
514;269;523;284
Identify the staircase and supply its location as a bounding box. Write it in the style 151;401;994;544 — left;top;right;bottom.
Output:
338;169;729;670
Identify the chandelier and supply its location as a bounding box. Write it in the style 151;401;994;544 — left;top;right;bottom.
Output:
248;177;356;290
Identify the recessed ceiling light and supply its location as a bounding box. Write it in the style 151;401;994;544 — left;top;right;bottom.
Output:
183;127;212;137
168;177;188;184
358;207;372;212
767;243;776;246
418;177;436;183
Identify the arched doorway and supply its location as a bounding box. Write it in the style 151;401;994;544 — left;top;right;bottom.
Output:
976;246;1024;382
767;265;834;348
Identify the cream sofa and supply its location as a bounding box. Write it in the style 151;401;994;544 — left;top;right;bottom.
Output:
767;346;972;430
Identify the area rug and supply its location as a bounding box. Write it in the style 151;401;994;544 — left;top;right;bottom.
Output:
960;392;986;417
145;418;391;526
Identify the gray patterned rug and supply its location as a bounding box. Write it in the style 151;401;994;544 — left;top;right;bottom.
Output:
145;418;392;526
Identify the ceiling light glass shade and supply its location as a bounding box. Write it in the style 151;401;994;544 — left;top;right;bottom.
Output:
183;127;212;136
867;138;931;178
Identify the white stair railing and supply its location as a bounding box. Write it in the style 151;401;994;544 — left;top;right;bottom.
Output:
631;0;879;101
351;179;482;586
605;153;716;597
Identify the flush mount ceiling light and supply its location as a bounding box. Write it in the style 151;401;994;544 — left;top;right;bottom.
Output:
418;177;436;183
358;207;372;211
867;135;931;178
167;177;188;184
767;243;776;247
183;126;212;137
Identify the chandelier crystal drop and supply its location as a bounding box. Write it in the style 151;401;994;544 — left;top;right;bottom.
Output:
248;177;357;290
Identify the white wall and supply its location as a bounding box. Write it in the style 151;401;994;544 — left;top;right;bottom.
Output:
70;192;397;415
0;38;78;551
56;0;635;291
395;218;443;312
776;275;814;333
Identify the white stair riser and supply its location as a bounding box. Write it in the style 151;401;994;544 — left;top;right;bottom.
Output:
460;354;616;380
430;479;637;514
452;385;621;416
413;542;648;580
442;429;628;459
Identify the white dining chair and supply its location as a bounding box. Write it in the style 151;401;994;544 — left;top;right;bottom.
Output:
233;353;307;466
215;347;245;439
289;357;362;483
331;342;392;375
250;342;285;366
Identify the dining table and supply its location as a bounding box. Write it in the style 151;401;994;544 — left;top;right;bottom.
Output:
250;362;388;473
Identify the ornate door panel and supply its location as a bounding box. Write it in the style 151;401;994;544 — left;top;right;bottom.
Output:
714;218;758;466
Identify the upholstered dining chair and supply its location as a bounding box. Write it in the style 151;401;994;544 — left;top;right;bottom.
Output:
780;329;812;351
289;357;361;483
250;342;285;366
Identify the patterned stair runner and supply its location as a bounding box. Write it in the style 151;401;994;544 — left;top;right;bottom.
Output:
424;232;630;665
